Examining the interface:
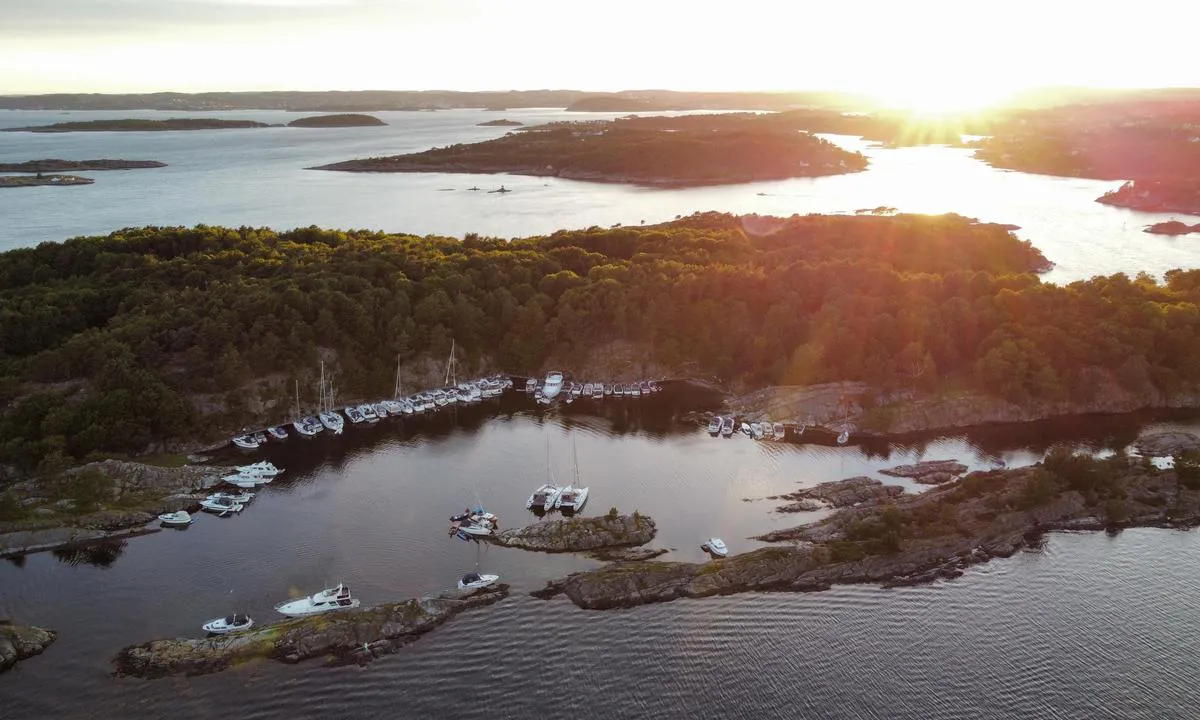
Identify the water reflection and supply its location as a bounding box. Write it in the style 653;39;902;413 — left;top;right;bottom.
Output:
52;540;127;568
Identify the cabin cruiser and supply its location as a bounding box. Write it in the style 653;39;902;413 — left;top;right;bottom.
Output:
223;472;266;489
274;583;359;617
526;483;561;510
208;490;255;504
382;399;403;416
571;383;583;399
293;416;323;438
702;538;729;558
158;510;194;527
319;409;344;434
773;422;785;438
267;426;289;441
203;613;254;634
231;434;264;451
344;405;366;425
237;461;282;477
359;404;380;423
751;423;764;440
372;401;391;418
542;371;565;400
458;572;500;591
706;416;722;434
200;496;244;514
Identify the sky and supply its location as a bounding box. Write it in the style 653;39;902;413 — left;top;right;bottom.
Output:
3;0;1200;108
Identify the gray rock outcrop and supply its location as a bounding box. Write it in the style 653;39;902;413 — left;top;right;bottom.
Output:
880;460;968;484
0;623;57;672
492;513;656;552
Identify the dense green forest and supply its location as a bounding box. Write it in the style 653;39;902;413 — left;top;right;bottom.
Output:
314;114;868;184
3;212;1200;474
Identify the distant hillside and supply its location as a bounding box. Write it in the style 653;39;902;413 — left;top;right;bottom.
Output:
3;118;271;133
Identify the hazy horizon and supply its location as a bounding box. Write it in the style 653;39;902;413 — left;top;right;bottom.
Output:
5;0;1200;111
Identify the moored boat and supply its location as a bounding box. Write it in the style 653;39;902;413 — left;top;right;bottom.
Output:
457;572;500;591
720;416;734;437
702;537;729;557
526;483;561;510
773;422;785;438
706;416;722;434
267;426;289;441
200;496;243;514
237;461;282;477
274;583;359;617
203;613;254;634
231;434;262;451
359;404;380;423
208;490;255;504
543;371;564;400
158;510;194;527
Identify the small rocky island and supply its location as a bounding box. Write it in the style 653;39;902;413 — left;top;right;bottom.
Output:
0;174;94;188
286;113;386;128
535;449;1200;610
1;623;56;673
113;585;507;678
1145;220;1200;235
477;118;523;127
491;511;655;552
311;113;869;186
0;159;165;172
3;118;272;133
1099;180;1200;216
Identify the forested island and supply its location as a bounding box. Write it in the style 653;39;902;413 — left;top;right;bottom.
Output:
312;113;869;186
286;113;386;128
5;212;1200;480
477;119;523;127
2;118;272;133
1145;221;1200;235
0;159;165;172
1099;180;1200;216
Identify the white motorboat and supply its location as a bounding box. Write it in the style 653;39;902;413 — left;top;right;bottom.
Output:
630;383;641;398
543;371;564;400
450;508;499;537
556;442;590;512
382;399;404;416
372;402;390;419
237;461;282;477
761;422;774;439
604;383;613;396
720;416;734;437
231;434;262;451
267;426;289;442
208;490;255;504
158;510;194;527
345;405;366;424
457;572;500;591
706;416;722;434
223;473;263;489
525;377;538;393
526;483;561;510
202;613;254;634
571;383;583;399
360;404;380;423
773;422;785;438
274;583;359;617
751;423;764;440
837;428;850;445
591;383;604;400
200;496;243;514
702;537;729;557
740;422;752;436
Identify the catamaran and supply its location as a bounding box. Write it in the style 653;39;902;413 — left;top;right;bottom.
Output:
274;583;359;617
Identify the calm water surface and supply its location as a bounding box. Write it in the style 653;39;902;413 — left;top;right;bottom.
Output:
3;392;1200;718
1;108;1197;283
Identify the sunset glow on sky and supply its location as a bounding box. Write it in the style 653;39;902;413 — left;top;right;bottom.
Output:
3;0;1198;108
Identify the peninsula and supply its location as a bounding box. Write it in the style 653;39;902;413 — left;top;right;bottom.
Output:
286;113;385;128
534;449;1200;610
311;113;869;186
0;159;165;172
2;118;272;133
1098;180;1200;216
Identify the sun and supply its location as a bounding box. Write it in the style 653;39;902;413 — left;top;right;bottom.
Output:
870;81;1012;115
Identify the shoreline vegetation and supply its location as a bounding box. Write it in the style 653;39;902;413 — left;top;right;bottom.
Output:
311;113;869;186
0;159;165;172
2;118;273;133
532;450;1200;610
0;174;94;188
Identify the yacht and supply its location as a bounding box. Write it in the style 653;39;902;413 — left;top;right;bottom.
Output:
202;613;254;634
223;472;267;489
706;416;722;434
237;461;282;477
200;496;243;514
158;510;194;527
702;538;729;558
274;583;359;617
526;483;561;510
267;426;289;442
720;417;734;437
458;573;500;591
542;371;565;400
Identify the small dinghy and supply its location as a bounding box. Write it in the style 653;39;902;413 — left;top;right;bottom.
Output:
702;537;729;558
158;510;194;527
457;572;500;591
274;583;359;617
202;613;254;634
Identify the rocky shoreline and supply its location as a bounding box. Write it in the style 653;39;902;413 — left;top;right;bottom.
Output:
1145;220;1200;236
0;159;165;172
533;453;1200;610
112;585;508;679
0;460;230;559
0;174;94;188
0;623;57;673
490;512;656;552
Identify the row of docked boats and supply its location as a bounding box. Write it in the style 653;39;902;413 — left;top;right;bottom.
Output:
157;462;282;527
704;416;850;444
528;371;663;406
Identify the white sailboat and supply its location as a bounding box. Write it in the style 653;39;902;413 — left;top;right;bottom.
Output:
527;438;562;510
318;362;345;434
556;440;590;512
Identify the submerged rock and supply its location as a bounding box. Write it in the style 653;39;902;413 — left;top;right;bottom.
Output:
492;513;656;552
112;585;508;679
0;623;57;672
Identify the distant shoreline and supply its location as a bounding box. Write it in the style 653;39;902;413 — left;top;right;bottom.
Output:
0;174;93;188
0;159;165;172
2;118;273;133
